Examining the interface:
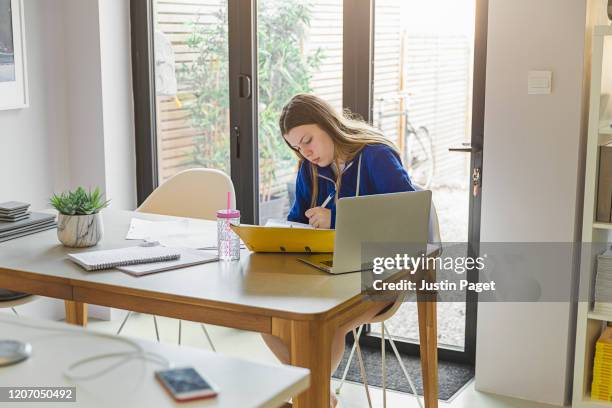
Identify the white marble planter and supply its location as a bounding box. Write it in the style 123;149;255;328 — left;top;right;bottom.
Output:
57;213;103;248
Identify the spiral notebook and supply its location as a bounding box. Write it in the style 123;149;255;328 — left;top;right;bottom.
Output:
68;246;181;271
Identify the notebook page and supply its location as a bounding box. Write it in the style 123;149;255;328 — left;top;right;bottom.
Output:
264;219;314;229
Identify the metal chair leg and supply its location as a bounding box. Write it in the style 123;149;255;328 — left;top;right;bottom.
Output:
353;328;373;408
383;324;424;408
335;324;364;395
11;307;18;316
382;321;387;408
178;319;182;345
117;311;131;335
153;315;160;342
200;324;216;351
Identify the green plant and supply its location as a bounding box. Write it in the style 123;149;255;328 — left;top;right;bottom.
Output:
178;0;324;198
50;187;110;215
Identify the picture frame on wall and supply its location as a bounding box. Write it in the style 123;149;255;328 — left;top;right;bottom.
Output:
0;0;28;110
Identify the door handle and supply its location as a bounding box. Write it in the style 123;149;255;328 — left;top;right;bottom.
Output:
238;74;252;99
448;142;482;153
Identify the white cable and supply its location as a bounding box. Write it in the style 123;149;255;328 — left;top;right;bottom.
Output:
64;350;170;381
0;316;171;381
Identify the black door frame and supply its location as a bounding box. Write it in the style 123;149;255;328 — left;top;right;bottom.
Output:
358;0;488;365
228;0;259;224
130;0;158;205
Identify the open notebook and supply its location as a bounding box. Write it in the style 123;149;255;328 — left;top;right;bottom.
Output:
68;246;181;271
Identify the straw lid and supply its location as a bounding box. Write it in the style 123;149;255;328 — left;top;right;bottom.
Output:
216;209;240;219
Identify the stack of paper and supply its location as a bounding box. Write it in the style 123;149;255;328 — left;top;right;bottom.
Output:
592;327;612;401
594;249;612;315
0;211;57;243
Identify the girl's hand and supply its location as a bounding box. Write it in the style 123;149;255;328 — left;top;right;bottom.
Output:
305;207;331;229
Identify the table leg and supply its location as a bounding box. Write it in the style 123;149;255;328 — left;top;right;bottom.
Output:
272;318;332;408
64;300;88;326
417;297;438;407
417;266;438;408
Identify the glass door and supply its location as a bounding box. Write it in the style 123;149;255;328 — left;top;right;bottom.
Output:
151;0;231;184
367;0;484;363
255;0;343;224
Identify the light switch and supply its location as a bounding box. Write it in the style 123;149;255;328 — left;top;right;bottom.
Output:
528;70;552;95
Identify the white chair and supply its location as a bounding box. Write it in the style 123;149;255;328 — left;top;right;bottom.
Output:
336;202;441;408
117;168;236;350
138;168;236;220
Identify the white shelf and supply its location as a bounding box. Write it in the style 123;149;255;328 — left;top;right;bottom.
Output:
575;25;612;408
588;311;612;321
578;396;612;408
599;130;612;146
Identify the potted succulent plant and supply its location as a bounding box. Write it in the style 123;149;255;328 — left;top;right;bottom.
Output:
50;187;110;247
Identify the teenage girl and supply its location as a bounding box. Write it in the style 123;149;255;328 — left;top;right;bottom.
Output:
262;94;417;407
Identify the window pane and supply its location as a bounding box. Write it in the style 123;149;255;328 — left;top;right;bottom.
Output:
371;0;476;350
256;0;343;224
152;0;230;184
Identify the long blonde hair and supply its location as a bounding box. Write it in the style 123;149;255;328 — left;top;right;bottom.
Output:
279;94;401;207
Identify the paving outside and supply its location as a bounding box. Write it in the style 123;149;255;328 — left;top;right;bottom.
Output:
372;183;471;348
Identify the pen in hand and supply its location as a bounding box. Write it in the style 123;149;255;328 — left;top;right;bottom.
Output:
320;193;333;209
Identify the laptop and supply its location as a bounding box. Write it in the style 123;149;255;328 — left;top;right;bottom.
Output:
298;190;432;274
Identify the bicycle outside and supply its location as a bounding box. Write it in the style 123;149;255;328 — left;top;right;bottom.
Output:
373;91;435;189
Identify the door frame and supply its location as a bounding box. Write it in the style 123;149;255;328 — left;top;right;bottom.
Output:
359;0;488;365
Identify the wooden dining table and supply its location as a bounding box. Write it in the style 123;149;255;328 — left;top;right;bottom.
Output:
0;209;438;408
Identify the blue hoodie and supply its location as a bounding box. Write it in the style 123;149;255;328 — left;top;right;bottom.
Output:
287;143;416;228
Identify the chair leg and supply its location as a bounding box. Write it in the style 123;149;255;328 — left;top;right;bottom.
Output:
382;322;387;408
353;328;373;408
11;307;18;316
178;319;182;345
200;324;216;351
153;315;160;342
383;324;424;408
117;311;131;335
336;324;364;395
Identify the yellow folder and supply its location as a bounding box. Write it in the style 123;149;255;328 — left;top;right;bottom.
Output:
231;224;335;253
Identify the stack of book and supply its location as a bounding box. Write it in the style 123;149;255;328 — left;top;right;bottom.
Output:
592;327;612;401
0;201;30;222
594;248;612;316
0;202;56;243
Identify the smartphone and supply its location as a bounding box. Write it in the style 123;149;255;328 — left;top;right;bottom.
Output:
155;367;219;402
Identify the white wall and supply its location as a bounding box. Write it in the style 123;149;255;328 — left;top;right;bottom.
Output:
98;0;137;211
63;0;137;208
0;0;72;319
0;0;136;320
0;0;70;208
476;0;596;405
63;0;106;191
0;0;135;211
